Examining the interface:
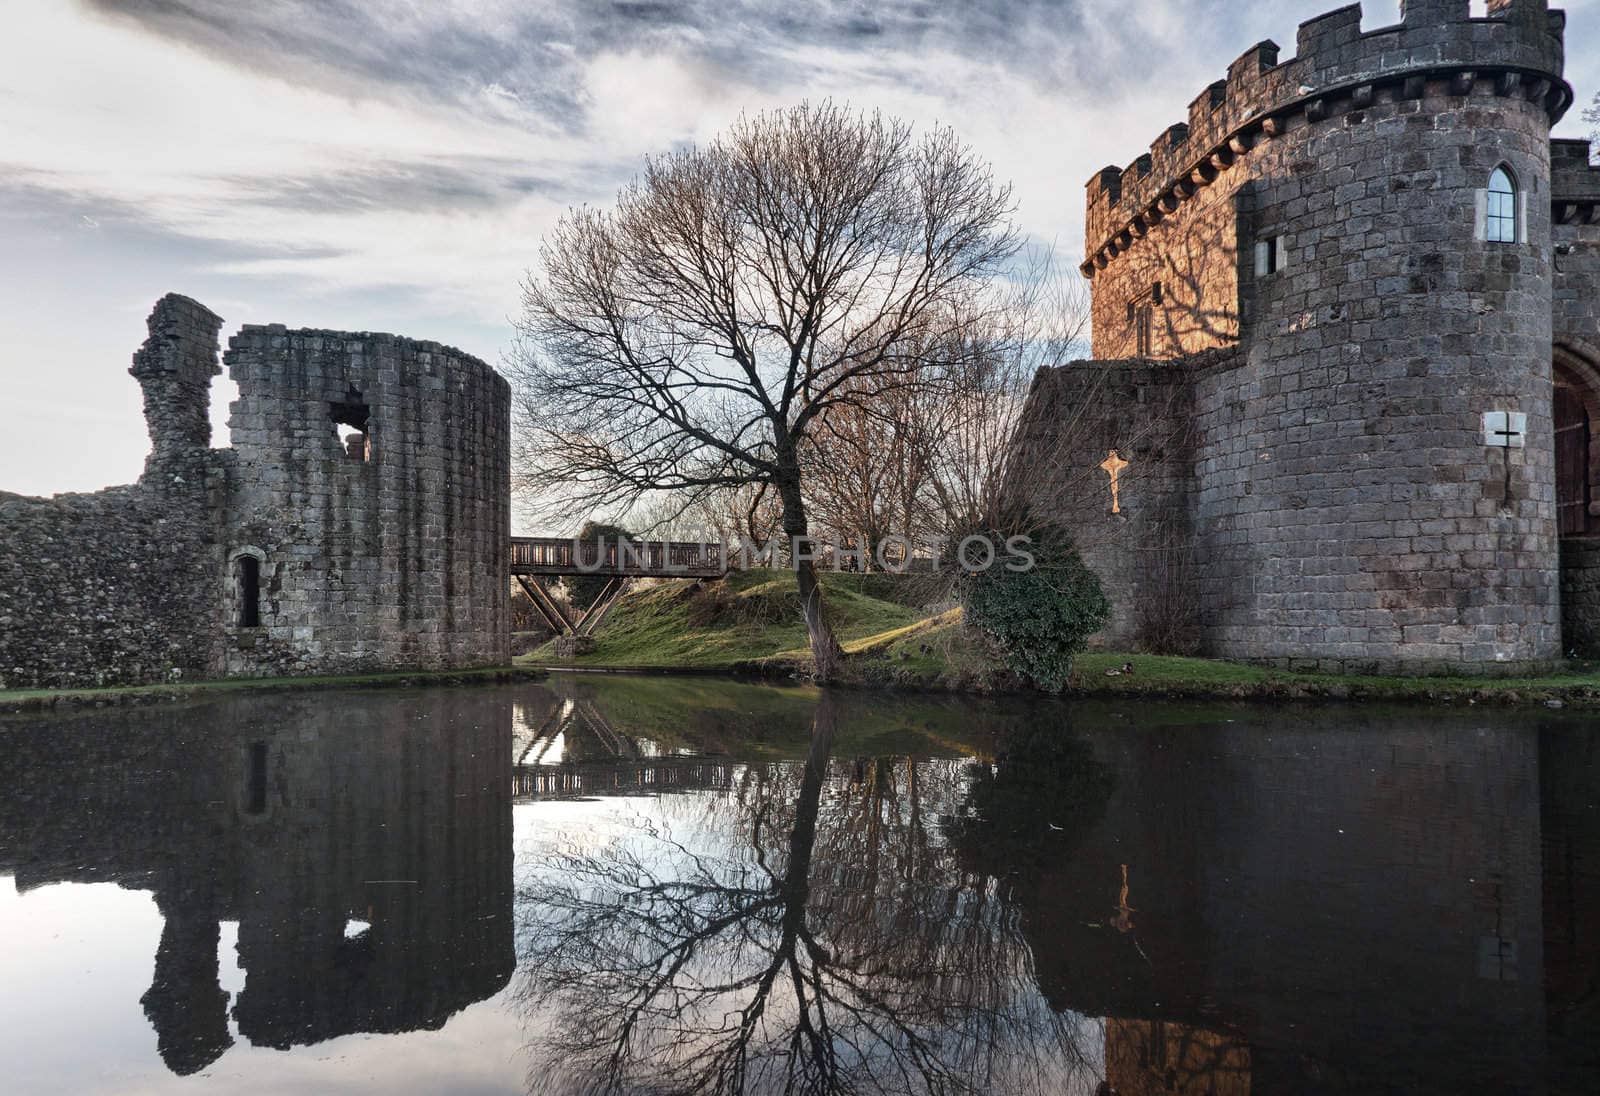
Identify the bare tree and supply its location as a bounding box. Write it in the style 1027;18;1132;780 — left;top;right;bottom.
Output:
1587;90;1599;150
925;248;1092;540
509;101;1018;679
799;247;1091;567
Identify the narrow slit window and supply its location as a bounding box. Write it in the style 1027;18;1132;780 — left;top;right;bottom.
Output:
238;555;261;628
1485;166;1517;243
1130;283;1162;357
329;384;372;462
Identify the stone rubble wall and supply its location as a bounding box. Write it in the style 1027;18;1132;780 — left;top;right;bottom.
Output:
1552;138;1600;359
0;484;223;689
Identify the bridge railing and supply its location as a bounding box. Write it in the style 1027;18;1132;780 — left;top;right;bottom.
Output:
510;536;727;578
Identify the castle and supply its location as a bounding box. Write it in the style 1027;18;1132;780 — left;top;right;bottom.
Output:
1015;0;1600;673
0;295;510;688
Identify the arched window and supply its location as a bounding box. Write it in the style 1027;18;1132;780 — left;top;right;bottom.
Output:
1485;166;1517;243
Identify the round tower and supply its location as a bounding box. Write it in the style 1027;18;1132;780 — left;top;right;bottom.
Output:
1080;0;1573;672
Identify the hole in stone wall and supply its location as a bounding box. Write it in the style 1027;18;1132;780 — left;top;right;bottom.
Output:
247;741;268;814
329;384;372;462
237;555;261;628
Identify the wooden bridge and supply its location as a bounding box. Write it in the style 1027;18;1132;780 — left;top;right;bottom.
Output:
509;536;727;637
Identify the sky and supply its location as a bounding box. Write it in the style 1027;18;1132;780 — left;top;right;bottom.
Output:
2;0;1596;501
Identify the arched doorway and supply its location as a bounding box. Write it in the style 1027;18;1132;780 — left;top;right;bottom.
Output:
1554;345;1600;658
1554;349;1600;537
1556;371;1593;535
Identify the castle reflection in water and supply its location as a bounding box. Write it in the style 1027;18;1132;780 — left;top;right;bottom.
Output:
0;683;1595;1095
0;690;516;1075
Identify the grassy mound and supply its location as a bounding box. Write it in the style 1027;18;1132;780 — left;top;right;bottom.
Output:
524;569;929;670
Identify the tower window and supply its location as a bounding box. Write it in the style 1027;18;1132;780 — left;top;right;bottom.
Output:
237;555;261;628
1129;283;1162;357
1135;303;1154;356
1254;236;1286;276
1485;166;1517;243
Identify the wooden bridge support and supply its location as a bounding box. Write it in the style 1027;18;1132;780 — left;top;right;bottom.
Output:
515;575;631;638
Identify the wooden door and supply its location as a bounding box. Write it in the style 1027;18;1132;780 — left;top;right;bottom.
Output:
1555;381;1590;536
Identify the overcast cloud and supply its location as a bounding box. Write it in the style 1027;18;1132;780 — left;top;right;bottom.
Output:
2;0;1596;502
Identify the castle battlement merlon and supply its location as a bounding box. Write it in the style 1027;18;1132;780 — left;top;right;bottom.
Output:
1083;0;1569;274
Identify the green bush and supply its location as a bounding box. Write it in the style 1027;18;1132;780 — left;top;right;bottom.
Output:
960;527;1110;692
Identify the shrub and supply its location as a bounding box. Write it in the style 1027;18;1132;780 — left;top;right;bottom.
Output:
960;526;1110;692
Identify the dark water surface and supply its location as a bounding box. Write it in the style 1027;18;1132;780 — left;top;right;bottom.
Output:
1;677;1596;1094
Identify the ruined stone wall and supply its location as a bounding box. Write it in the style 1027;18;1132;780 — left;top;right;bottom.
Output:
220;327;510;677
0;296;227;688
1009;358;1204;650
0;295;512;690
1077;0;1571;672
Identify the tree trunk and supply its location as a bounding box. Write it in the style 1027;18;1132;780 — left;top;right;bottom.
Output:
776;477;845;681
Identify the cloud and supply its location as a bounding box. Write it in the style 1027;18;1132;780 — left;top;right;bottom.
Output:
2;0;1597;498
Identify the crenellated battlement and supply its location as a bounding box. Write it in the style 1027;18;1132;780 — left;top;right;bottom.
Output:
1084;0;1570;274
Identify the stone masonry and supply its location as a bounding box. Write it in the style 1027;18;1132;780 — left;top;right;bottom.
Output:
0;295;510;688
1016;0;1600;671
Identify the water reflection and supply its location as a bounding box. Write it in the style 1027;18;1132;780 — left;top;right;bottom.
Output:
0;681;1596;1095
513;682;1600;1096
514;691;1095;1095
0;691;515;1076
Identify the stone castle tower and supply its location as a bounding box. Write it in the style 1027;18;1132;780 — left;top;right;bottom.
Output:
1015;0;1600;672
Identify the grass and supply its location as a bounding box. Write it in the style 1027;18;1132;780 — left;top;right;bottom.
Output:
523;569;926;670
526;571;1600;707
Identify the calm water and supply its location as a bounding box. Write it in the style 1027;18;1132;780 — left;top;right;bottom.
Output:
0;678;1596;1095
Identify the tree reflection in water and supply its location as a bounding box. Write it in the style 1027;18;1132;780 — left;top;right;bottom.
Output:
514;693;1100;1095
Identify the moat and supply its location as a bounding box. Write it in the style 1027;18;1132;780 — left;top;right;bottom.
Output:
0;678;1596;1095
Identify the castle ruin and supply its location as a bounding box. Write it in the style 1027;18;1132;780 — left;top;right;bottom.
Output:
1015;0;1600;672
0;294;510;688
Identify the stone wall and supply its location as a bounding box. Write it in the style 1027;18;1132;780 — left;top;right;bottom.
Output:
1085;162;1244;359
1561;539;1600;657
220;327;511;676
0;296;511;690
1010;357;1204;650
